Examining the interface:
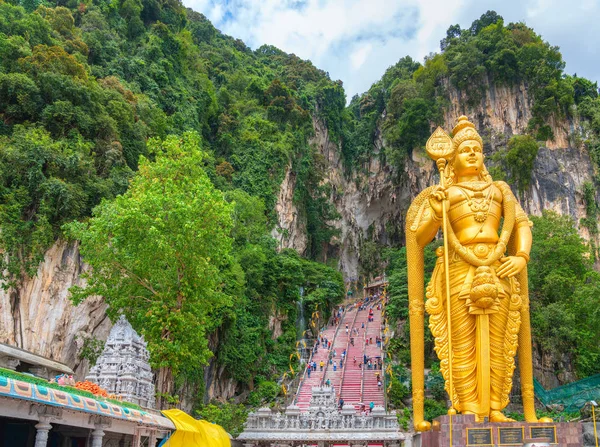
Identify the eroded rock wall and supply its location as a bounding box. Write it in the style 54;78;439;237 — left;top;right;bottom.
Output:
0;240;111;378
274;79;597;282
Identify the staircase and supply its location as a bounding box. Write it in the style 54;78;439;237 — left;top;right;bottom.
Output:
338;303;369;410
361;303;385;409
295;307;352;411
324;306;358;399
295;300;386;413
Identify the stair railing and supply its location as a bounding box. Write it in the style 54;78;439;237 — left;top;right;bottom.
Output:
319;306;348;388
336;305;360;405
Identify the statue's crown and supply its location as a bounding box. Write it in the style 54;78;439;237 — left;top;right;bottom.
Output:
451;116;483;151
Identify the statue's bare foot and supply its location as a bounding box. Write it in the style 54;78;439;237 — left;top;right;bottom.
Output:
415;420;432;431
490;411;515;422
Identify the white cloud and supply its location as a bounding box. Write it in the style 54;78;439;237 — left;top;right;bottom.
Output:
181;0;600;98
350;43;372;70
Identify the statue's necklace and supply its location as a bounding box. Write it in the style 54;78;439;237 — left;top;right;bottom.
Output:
456;184;493;223
456;181;490;192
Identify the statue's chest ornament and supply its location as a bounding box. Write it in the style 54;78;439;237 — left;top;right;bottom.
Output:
457;183;493;223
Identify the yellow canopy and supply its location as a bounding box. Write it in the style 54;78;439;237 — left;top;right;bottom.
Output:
162;409;231;447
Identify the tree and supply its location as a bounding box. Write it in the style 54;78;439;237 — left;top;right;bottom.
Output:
196;401;248;437
65;132;234;406
529;211;600;377
504;135;540;195
469;11;502;35
440;24;461;51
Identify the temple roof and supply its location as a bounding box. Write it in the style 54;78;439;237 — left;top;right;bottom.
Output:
0;342;73;375
0;373;174;429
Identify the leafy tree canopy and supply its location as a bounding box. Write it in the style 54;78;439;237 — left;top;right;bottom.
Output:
65;132;234;374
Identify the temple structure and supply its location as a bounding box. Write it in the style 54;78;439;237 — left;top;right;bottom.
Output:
86;316;155;409
238;387;405;446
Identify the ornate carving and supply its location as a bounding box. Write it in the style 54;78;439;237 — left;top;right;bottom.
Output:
85;316;155;408
238;387;405;443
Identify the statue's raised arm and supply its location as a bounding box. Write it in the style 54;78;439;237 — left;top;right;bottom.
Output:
405;116;544;431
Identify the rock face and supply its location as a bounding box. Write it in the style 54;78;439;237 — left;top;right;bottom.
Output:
271;164;308;254
306;114;436;281
0;240;111;379
276;79;597;283
274;79;598;388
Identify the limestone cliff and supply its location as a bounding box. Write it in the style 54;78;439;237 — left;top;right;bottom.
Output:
275;77;597;283
272;79;598;389
0;240;111;379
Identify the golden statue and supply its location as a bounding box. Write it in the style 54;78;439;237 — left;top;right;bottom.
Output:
406;116;544;431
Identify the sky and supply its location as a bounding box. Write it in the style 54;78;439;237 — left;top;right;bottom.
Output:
181;0;600;100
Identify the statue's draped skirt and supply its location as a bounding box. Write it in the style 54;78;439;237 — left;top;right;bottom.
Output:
426;251;522;416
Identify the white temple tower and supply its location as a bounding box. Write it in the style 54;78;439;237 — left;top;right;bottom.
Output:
86;316;156;408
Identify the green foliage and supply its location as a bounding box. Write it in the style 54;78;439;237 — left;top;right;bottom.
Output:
77;335;105;367
0;1;347;409
342;10;598;179
490;135;540;195
580;182;599;249
0;125;125;287
388;375;409;408
438;12;574;133
385;243;440;324
341;56;444;174
196;401;248;437
397;407;412;431
385;98;443;169
424;398;447;422
426;363;446;402
65;132;234;375
217;243;343;387
529;211;600;378
247;380;280;407
0;0;342;289
359;240;383;281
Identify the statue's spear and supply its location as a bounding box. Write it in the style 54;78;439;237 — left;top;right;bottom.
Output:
425;127;457;417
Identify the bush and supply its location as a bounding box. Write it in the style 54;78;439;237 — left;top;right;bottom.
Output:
388;376;409;408
196;401;248;437
424;398;447;422
247;380;280;407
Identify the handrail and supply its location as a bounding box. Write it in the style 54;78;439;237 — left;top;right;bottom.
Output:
291;303;339;405
320;303;353;388
336;305;359;402
359;305;371;405
289;338;315;406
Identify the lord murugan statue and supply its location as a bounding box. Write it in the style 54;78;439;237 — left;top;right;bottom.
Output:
406;116;545;431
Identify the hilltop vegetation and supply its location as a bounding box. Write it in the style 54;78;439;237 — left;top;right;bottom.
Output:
342;11;600;182
0;0;345;409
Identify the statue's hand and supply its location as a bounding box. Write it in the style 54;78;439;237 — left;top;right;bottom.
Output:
428;186;446;220
497;256;527;278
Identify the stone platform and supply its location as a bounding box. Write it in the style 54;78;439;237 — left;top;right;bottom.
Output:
412;414;582;447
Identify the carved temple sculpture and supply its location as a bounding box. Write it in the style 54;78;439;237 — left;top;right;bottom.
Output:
237;386;404;446
86;315;156;408
405;116;551;431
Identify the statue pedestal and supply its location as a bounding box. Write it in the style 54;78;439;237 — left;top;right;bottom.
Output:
411;414;583;447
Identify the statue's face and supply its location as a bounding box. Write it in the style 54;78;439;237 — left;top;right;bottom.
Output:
454;139;483;176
